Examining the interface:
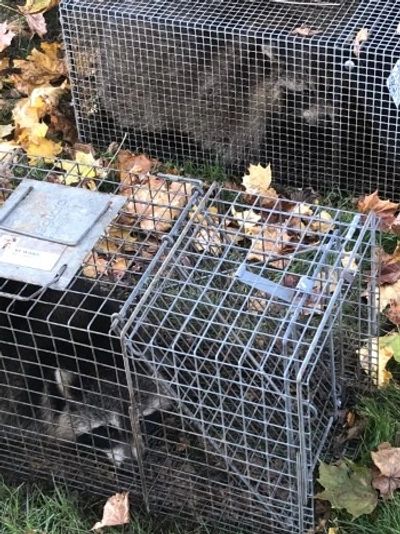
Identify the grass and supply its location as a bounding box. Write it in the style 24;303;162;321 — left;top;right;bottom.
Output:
0;476;194;534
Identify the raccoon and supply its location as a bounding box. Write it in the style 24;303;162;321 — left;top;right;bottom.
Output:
0;277;170;467
95;24;337;166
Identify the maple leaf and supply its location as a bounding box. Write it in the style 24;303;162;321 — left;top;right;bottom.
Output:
117;150;157;195
316;460;377;518
0;22;15;53
10;42;67;95
242;163;278;206
48;109;78;145
19;0;60;15
357;191;399;230
353;28;370;57
386;301;400;325
25;13;47;38
91;492;130;531
372;444;400;498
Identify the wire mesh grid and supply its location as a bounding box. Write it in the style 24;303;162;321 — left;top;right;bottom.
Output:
119;184;378;533
61;0;399;197
0;149;201;495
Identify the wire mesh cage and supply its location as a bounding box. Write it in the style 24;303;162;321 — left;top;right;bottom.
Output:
60;0;400;197
120;184;378;533
0;149;201;495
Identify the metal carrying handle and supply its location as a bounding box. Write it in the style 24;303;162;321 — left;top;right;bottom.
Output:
235;264;314;303
0;263;67;301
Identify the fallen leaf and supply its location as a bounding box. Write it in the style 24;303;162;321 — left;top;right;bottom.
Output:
10;42;67;95
372;445;400;498
380;280;400;311
83;252;108;278
386;301;400;325
124;178;190;232
358;336;396;387
91;492;130;530
48;108;78;145
242;163;278;205
357;191;399;229
0;124;13;139
0;141;19;164
353;28;370;57
316;460;377;518
379;245;400;285
117;151;156;193
292;26;321;37
247;225;290;262
310;210;334;233
25;13;47;38
0;22;15;53
231;207;261;231
24;135;62;163
19;0;59;15
60;149;98;185
328;529;339;534
111;257;129;278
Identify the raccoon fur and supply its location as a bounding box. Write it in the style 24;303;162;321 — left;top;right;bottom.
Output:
95;25;335;166
0;278;170;467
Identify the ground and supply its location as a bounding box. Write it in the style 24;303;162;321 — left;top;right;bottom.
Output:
1;2;400;534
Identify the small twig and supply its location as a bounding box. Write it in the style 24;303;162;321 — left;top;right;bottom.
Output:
105;132;128;171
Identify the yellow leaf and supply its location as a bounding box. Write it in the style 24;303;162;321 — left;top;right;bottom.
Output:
10;42;66;94
242;163;274;196
13;82;67;130
61;150;98;185
328;528;339;534
311;210;335;233
0;124;14;139
25;135;62;163
359;338;394;388
19;0;59;15
30;122;48;138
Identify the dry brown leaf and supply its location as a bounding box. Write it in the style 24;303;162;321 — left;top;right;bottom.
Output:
379;245;400;285
19;0;59;15
117;151;156;193
292;26;321;37
124;177;189;232
25;13;47;37
48;108;78;145
91;492;130;530
10;42;67;95
83;253;108;278
111;257;129;278
247;225;290;262
357;191;399;230
372;445;400;498
0;22;15;53
353;28;370;57
386;301;400;325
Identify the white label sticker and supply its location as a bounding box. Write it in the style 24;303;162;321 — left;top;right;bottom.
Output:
387;59;400;108
0;234;63;271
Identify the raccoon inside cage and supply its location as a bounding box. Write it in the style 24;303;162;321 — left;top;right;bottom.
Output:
61;0;400;197
119;185;378;534
0;150;200;495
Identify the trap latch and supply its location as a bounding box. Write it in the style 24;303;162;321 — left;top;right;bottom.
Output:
0;178;126;296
